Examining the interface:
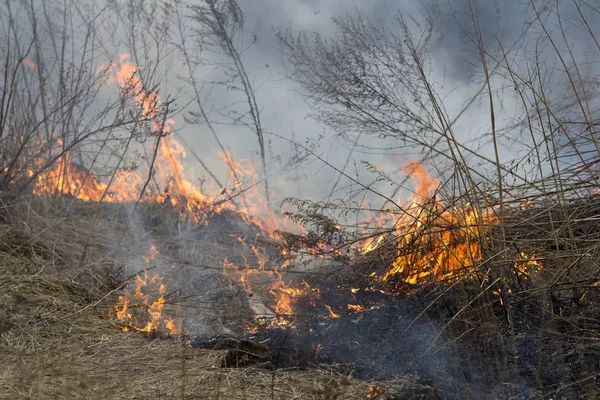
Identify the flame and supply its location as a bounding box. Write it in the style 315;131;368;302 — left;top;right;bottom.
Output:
32;152;141;202
218;151;284;234
31;55;293;232
580;281;599;302
490;252;544;306
112;269;180;335
324;304;340;319
31;56;241;222
348;304;381;313
27;54;307;333
361;234;385;254
143;245;159;263
243;321;260;334
272;281;310;316
28;55;543;336
520;199;532;212
513;252;543;277
347;304;363;312
314;343;323;360
164;316;182;335
367;386;381;399
492;287;512;306
28;54;310;332
369;163;499;285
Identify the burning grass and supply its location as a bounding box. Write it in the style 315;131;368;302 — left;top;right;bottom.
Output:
3;52;599;397
20;144;600;398
4;170;600;398
0;198;380;399
248;176;600;397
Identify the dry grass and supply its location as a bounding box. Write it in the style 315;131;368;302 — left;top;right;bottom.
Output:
1;310;370;399
0;197;375;400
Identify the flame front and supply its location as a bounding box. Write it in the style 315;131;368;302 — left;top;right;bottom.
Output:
28;55;544;337
364;163;499;285
31;55;276;227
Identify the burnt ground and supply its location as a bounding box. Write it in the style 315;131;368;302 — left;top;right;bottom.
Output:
108;199;600;399
2;197;599;399
191;289;520;399
191;266;600;399
0;200;378;400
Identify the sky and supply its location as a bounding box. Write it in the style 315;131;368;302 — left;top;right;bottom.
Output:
220;0;598;204
172;0;531;203
7;0;599;210
169;0;523;202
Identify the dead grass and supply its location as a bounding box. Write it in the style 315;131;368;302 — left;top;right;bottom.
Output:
0;197;374;400
1;310;371;399
0;304;372;399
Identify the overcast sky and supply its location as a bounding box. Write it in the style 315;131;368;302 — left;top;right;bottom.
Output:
172;0;532;203
220;0;597;204
10;0;598;209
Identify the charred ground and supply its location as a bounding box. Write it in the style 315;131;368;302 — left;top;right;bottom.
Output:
2;181;600;399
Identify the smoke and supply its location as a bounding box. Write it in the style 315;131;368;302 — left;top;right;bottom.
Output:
222;0;599;202
7;1;598;396
7;0;597;206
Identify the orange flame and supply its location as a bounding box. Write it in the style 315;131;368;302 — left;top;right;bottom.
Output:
513;252;543;277
314;343;323;360
325;304;340;319
361;234;385;254
28;54;300;333
143;245;160;263
112;269;180;335
367;386;381;399
580;281;599;302
370;163;499;285
30;54;530;335
347;304;363;312
32;54;292;231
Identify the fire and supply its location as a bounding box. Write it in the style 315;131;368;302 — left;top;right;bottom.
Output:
112;269;180;336
490;252;544;307
31;55;280;227
28;54;332;333
367;386;381;399
314;343;323;360
520;199;532;212
513;252;542;277
492;287;511;306
28;54;544;339
325;304;340;319
361;234;385;254
32;152;142;203
367;163;499;285
164;316;182;335
348;304;363;312
219;151;284;235
243;321;260;334
112;246;179;335
143;245;159;263
580;281;599;302
30;54;297;240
